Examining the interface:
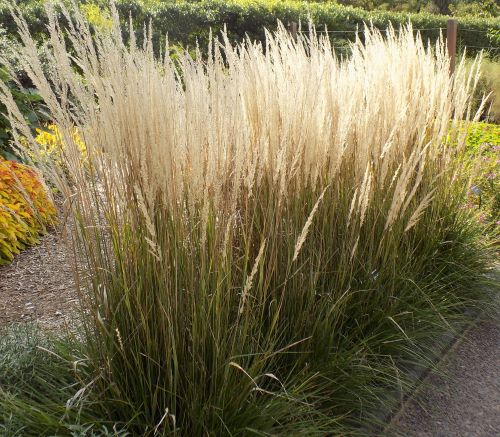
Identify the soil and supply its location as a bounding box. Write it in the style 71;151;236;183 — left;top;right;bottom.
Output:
0;228;78;330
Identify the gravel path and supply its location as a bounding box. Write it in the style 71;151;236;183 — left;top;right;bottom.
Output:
0;229;78;329
388;298;500;437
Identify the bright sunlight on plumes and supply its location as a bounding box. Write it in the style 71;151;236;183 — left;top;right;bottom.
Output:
0;1;494;435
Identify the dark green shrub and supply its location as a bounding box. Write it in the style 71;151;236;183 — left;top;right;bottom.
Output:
0;68;48;160
112;1;499;56
1;1;499;56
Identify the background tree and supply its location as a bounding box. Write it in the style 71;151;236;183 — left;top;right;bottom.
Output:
432;0;451;14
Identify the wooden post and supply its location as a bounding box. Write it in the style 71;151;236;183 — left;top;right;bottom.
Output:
447;19;458;76
287;21;298;41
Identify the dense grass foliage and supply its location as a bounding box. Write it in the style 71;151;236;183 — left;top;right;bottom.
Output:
0;156;56;264
0;1;498;57
0;324;129;436
0;2;497;436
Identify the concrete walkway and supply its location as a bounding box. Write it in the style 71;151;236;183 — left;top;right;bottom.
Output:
388;303;500;437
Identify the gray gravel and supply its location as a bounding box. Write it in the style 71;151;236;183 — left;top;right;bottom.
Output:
388;300;500;437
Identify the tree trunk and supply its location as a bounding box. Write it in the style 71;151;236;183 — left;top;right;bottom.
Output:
433;0;451;15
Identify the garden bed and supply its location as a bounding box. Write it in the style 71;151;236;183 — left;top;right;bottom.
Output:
0;3;498;435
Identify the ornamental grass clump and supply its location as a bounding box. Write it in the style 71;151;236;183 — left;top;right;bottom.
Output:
0;2;495;435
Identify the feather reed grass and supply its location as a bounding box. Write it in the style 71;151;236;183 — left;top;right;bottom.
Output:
0;2;496;435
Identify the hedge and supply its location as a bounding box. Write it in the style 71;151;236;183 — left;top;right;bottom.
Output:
0;1;499;56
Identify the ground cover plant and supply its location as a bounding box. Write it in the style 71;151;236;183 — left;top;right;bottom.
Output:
0;1;497;435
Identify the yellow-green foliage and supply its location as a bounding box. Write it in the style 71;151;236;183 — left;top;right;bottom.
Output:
0;157;56;264
464;122;500;223
34;124;86;166
81;3;112;31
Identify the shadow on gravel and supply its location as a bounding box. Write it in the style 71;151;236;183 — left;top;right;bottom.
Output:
387;293;500;437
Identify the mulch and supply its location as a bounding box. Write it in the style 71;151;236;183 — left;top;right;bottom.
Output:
0;228;79;330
